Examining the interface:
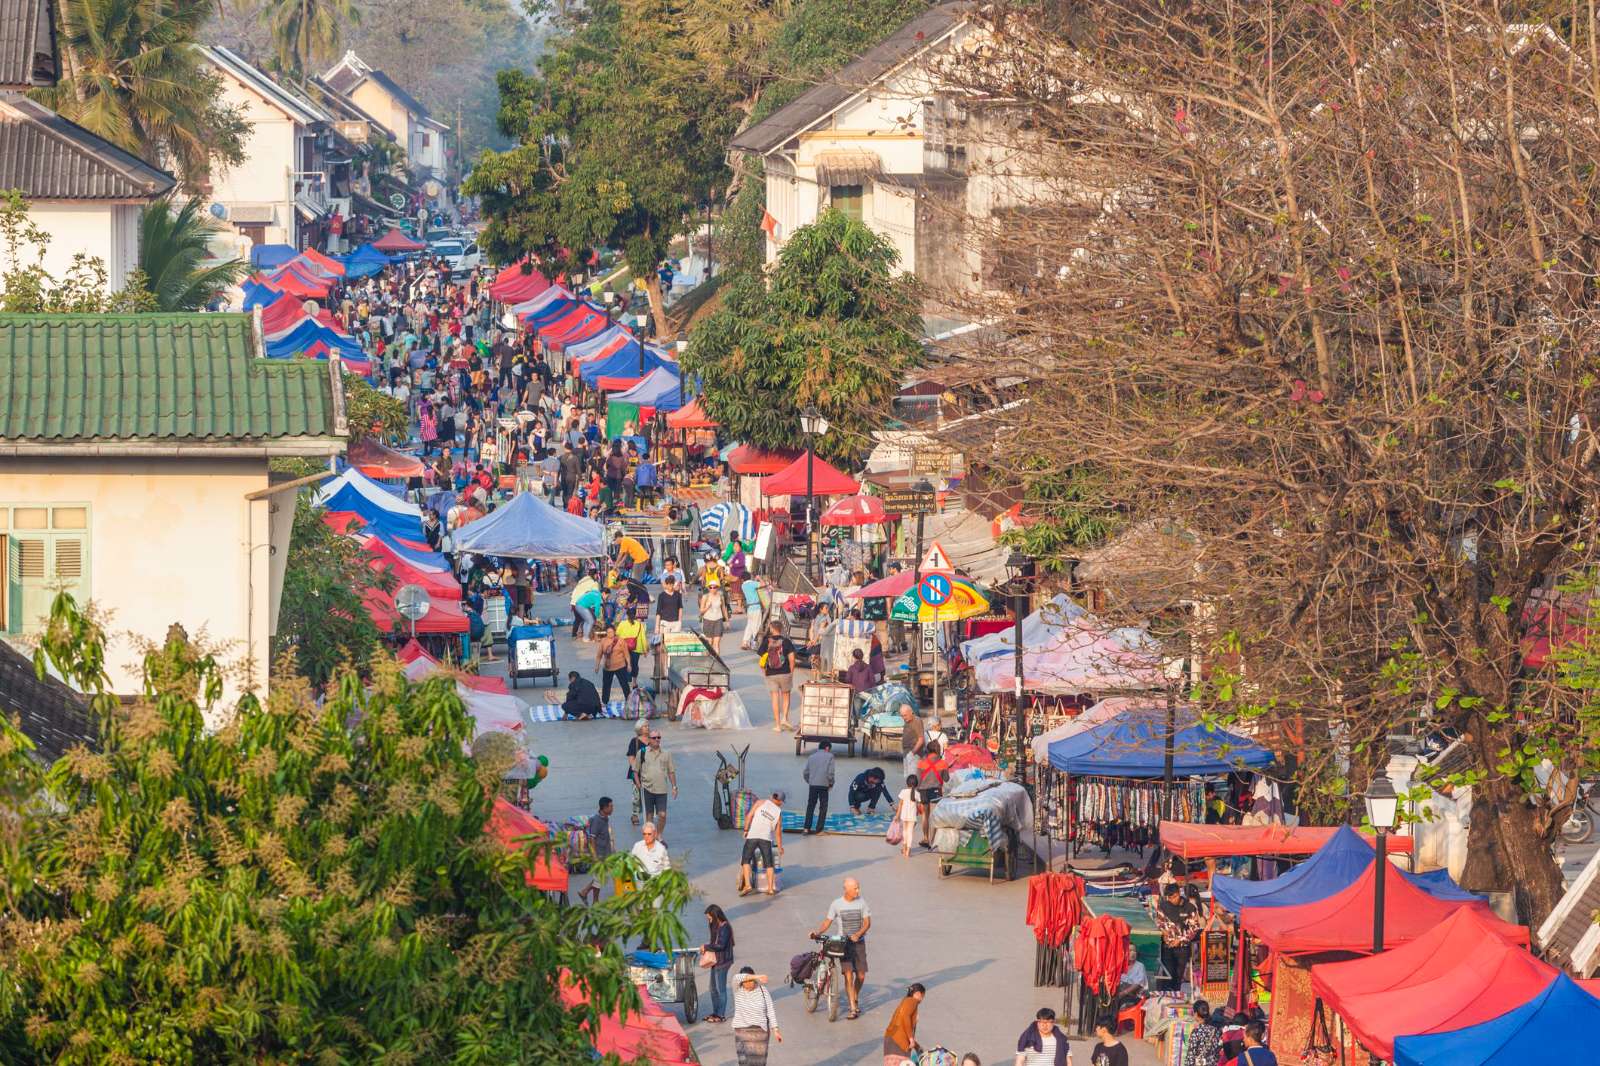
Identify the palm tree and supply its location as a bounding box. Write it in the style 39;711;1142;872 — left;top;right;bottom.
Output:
261;0;358;79
138;197;249;311
37;0;250;189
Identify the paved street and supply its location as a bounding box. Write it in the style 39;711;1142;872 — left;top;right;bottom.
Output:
484;591;1157;1066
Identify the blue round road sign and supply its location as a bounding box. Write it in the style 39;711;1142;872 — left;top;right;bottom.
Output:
919;573;952;606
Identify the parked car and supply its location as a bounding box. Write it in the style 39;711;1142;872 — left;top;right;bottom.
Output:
440;240;481;278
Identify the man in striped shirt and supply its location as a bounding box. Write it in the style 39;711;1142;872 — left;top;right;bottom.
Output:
812;877;872;1020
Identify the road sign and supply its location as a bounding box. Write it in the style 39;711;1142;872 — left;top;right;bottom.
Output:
920;541;954;572
920;623;938;655
918;572;953;606
882;489;937;515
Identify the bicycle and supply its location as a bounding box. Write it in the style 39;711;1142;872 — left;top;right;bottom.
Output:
802;932;849;1021
1561;780;1600;845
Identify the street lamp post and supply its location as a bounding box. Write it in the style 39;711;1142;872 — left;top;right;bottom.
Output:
799;407;828;585
1365;775;1400;954
635;312;650;376
1005;549;1031;790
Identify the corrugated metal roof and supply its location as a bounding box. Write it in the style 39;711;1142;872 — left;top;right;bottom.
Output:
729;3;970;156
0;314;344;445
1539;845;1600;977
0;639;94;763
0;93;174;200
0;0;56;90
199;46;333;126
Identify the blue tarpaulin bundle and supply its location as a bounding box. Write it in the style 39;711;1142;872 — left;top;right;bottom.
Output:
1210;824;1483;914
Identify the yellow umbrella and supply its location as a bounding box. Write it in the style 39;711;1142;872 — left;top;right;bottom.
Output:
890;576;991;622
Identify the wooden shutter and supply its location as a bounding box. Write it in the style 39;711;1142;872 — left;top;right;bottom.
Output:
51;536;88;611
14;536;47;633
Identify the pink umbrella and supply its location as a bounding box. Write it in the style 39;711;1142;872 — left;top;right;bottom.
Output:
821;494;890;527
851;567;965;599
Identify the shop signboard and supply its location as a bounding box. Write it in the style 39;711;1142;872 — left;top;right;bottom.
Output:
515;639;553;672
883;489;937;515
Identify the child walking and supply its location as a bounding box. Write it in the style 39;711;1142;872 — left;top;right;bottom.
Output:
896;775;919;858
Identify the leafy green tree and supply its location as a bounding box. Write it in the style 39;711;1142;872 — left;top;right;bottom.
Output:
345;376;409;443
260;0;358;78
272;492;392;686
138;196;248;311
683;209;921;459
37;0;250;190
0;593;689;1062
468;0;741;331
997;465;1119;571
0;190;154;312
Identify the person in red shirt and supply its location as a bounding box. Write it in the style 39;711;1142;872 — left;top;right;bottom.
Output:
566;490;585;516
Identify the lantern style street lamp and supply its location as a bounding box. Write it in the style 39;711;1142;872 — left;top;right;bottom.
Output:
1365;775;1400;953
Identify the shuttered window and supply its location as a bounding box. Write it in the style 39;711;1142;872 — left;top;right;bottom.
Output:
0;505;90;634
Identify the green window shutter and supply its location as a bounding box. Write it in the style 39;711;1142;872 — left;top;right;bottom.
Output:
52;536;88;611
4;537;19;634
14;536;46;633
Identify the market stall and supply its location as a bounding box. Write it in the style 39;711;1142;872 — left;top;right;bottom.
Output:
1391;973;1600;1066
453;492;605;559
930;775;1033;881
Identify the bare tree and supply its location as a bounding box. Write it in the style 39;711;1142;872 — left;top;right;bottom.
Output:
930;0;1600;920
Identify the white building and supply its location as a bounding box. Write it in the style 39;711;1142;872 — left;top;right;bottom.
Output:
324;51;450;183
197;45;336;252
0;313;347;709
0;94;174;292
729;1;1045;296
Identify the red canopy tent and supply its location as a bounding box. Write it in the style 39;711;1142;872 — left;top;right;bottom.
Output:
372;227;425;253
726;444;800;476
1159;821;1414;860
557;974;695;1066
493;270;551;304
359;538;460;601
364;586;469;634
665;397;718;429
397;638;433;664
1310;907;1551;1059
821;494;891;526
348;438;426;479
1242;861;1527;955
486;798;569;892
260;292;309;333
760;452;860;496
267;265;332;299
298;247;346;277
536;305;593;339
597;375;644;392
322;511;366;536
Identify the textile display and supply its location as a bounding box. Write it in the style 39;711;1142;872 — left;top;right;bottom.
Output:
1039;772;1204;852
779;810;895;836
931;779;1033;850
523;700;628;723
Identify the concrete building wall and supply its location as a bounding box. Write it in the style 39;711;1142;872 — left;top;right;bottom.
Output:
205;71;298;245
28;202;144;291
0;457;278;713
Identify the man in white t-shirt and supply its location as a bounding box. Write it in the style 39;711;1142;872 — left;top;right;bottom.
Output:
629;821;670;879
740;790;785;896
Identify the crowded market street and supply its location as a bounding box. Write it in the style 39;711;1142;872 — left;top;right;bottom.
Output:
476;588;1155;1066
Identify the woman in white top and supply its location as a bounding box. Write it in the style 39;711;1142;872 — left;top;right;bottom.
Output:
730;967;781;1066
896;775;919;858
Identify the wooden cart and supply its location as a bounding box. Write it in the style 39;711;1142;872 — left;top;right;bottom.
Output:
796;681;856;757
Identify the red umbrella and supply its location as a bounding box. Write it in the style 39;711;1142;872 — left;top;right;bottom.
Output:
943;742;997;771
850;567;964;600
821;494;891;526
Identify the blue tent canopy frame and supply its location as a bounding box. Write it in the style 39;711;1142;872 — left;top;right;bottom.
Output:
611;366;683;410
250;243;297;269
1046;711;1275;777
320;485;425;542
1210;824;1482;914
452;492;605;560
1392;973;1600;1066
580;342;673;384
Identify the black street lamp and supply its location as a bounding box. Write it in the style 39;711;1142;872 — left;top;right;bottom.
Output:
1365;775;1400;954
1004;549;1031;788
799;407;829;584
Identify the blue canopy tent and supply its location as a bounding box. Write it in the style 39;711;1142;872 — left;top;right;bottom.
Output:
250;243;297;269
1210;824;1482;914
522;297;578;325
1046;711;1275;777
1392;974;1600;1066
320;485;426;542
241;280;280;310
452;492;604;559
341;244;392;279
265;319;362;359
371;532;451;573
612;366;684;411
579;342;673;385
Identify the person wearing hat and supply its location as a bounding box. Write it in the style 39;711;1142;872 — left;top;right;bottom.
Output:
699;577;728;654
729;967;780;1066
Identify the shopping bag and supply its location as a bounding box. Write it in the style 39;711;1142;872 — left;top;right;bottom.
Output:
886;819;904;846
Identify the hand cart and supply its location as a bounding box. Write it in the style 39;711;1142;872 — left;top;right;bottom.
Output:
796;680;856;757
627;948;700;1024
939;827;1019;883
661;629;731;714
507;624;558;688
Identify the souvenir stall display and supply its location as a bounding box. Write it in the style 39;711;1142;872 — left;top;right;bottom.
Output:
1041;776;1207;856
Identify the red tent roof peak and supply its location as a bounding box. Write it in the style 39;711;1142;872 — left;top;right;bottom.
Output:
760;452;860;496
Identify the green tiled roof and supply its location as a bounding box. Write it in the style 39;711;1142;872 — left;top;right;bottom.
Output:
0;313;344;445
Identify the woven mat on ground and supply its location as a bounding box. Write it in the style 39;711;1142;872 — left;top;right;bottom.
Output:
780;810;896;836
523;700;628;723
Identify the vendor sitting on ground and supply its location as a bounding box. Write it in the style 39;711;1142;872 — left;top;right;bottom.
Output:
848;767;892;815
562;670;603;720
